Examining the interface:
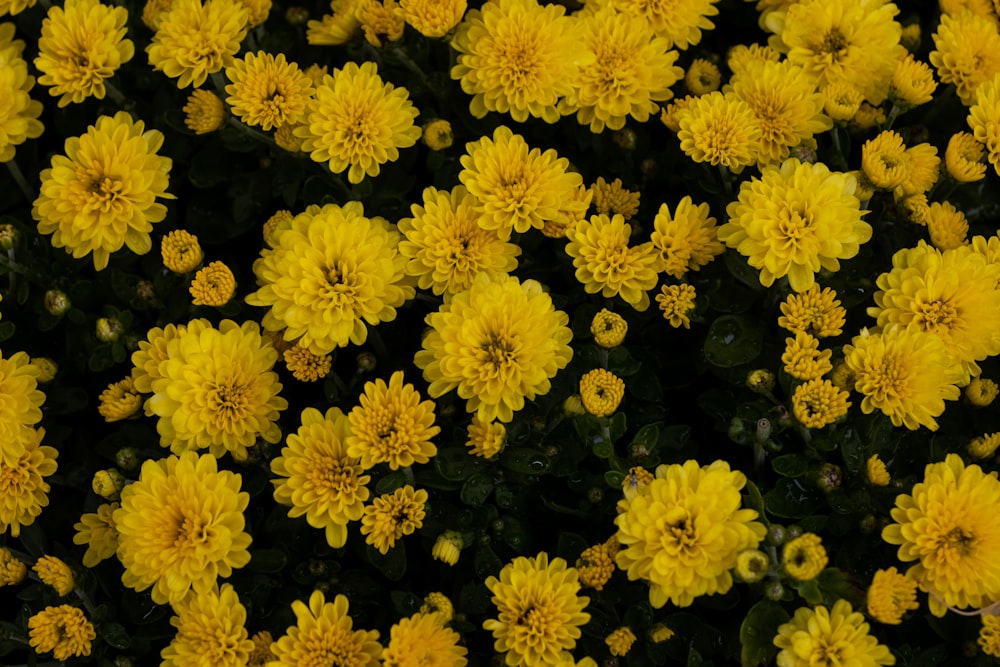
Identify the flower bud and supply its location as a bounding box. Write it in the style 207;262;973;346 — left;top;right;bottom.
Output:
431;531;463;566
614;129;637;151
45;290;70;316
754;418;772;444
562;394;586;417
727;417;748;444
356;351;377;372
29;358;57;383
746;369;775;393
765;580;785;600
92;469;126;500
115;447;140;471
96;317;122;342
285;5;308;24
136;280;156;301
587;487;604;504
816;463;843;492
0;224;17;250
422;119;453;151
766;524;786;546
735;549;770;583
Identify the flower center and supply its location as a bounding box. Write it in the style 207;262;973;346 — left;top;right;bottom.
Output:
209;381;250;423
915;299;957;333
309;457;359;494
811;638;848;666
0;455;30;490
819;28;848;60
479;333;517;371
941;527;975;556
84;175;124;213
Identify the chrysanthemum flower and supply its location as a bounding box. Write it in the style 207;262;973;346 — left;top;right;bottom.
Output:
735;549;770;583
883;453;1000;616
579;369;625;418
484;552;590;666
225;51;313;130
656;283;697;328
650;196;723;279
946;131;987;182
114;451;252;606
34;555;74;595
980;616;1000;658
866;454;891;486
615;459;767;608
782;532;827;580
565;214;659;311
383;612;467;666
346;371;439;470
778;284;845;337
271;591;381;666
246;202;413;354
421;118;452;151
34;0;133;107
72;501;118;567
867;567;918;624
161;583;254;666
610;0;719;50
306;0;362;45
926;201;969;250
844;326;963;431
773;600;895;667
0;546;26;585
686;58;721;95
141;0;174;28
28;605;96;661
968;72;1000;176
400;0;465;37
0;25;43;163
577;539;617;591
360;484;428;554
33;112;174;271
890;54;936;107
0;0;34;15
190;260;236;306
590;309;627;348
459;126;585;238
161;229;203;273
450;0;583;123
853;101;887;129
248;630;275;666
146;0;249;89
0;349;45;439
727;42;781;78
271;407;370;548
931;11;1000;106
357;0;404;46
466;417;505;458
781;332;833;380
766;0;904;104
0;426;58;537
398;185;520;296
967;378;999;407
130;320;207;395
792;378;851;429
822;79;864;122
182;89;226;134
421;592;454;623
283;344;331;382
677;91;761;171
894;143;940;197
432;530;463;565
605;627;636;657
589;177;640;220
294;61;420;184
861;130;909;190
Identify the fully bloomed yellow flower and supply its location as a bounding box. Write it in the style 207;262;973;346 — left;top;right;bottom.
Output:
565;214;660;311
450;0;582;123
295;61;420;184
34;0;133;107
33;112;174;271
28;605;96;661
778;284;846;337
926;201;969;250
72;501;119;567
1;426;58;537
615;459;767;608
246;202;413;354
415;273;573;423
183;89;225;134
883;453;1000;616
114;451;252;606
306;0;362;45
891;54;937;107
677;91;761;171
773;599;895;667
931;11;1000;106
382;613;467;667
0;24;43;163
0;349;45;439
656;283;698;328
609;0;719;50
782;331;833;381
650;196;724;278
146;0;249;88
867;567;918;624
161;583;254;666
466;416;505;458
969;72;1000;176
360;484;427;554
484;552;590;666
225;51;313;130
720;158;872;292
400;0;465;37
782;533;828;580
270;591;382;667
346;371;439;470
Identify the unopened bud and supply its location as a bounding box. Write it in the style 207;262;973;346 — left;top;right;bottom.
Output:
356;351;377;372
431;531;463;566
92;469;126;500
285;5;308;24
816;463;843;492
614;129;637;151
96;317;122;342
45;290;70;316
136;280;155;301
765;580;785;601
0;224;17;249
29;358;57;383
746;369;775;393
563;394;586;417
115;447;140;471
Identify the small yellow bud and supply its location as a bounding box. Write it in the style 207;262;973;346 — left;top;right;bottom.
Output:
431;531;463;566
29;358;58;383
96;317;122;342
92;469;126;500
422;119;453;151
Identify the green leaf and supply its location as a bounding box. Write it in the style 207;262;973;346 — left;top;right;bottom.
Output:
474;544;503;579
772;454;810;478
630;423;660;450
98;622;132;650
604;470;626;488
556;532;589;561
499;448;550;475
764;478;824;519
662;424;692;450
608;346;642;376
740;600;789;667
460;473;495;506
0;321;14;343
435;447;486;481
248;548;288;573
793;577;823;605
376;470;409;495
608;412;627;442
367;543;407;581
703;315;764;367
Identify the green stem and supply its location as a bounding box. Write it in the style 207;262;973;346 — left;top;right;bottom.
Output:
6;159;32;203
105;79;127;107
228;117;276;147
402;465;415;486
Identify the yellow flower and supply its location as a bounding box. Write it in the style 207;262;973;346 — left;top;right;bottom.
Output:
650;196;723;279
145;319;287;459
346;370;439;470
577;539;616;591
867;567;918;624
274;122;304;152
246;202;414;354
383;612;467;667
656;283;697;328
622;466;655;500
33;112;174;271
931;11;1000;106
0;426;58;537
590;309;627;348
773;599;895;667
900;21;921;50
33;555;74;595
782;532;827;581
660;94;693;132
866;454;891;486
720;158;871;292
0;546;26;585
398;185;520;296
91;468;125;500
161;229;203;273
236;0;269;27
0;349;45;438
564;7;682;133
306;0;362;45
450;0;581;123
357;0;404;47
767;0;904;104
861;130;909;190
566;213;661;310
853;101;887;130
968;72;1000;176
420;592;454;623
782;332;833;381
130;321;203;394
432;530;463;566
735;549;770;583
422;118;453;150
360;485;427;554
190;260;237;306
466;417;505;458
792;378;851;429
727;42;781;78
589;177;641;220
0;0;34;15
541;183;592;239
609;0;719;50
926;201;968;250
822;79;864;122
726;58;832;168
28;605;96;661
114;451;251;606
72;501;119;568
579;369;625;418
295;61;420;184
34;0;133;107
677;91;761;172
28;357;56;384
890;54;936;107
415;273;573;423
649;624;675;644
459;126;586;238
147;0;248;88
883;453;1000;616
270;591;382;667
399;0;465;37
615;459;767;608
161;583;254;666
484;552;590;666
249;631;275;666
605;627;636;657
283;344;332;382
967;378;999;406
895;143;940;197
225;51;313;130
183;89;226;134
271;407;369;548
778;284;846;338
945;131;987;182
686;58;721;95
142;0;175;28
981;615;1000;658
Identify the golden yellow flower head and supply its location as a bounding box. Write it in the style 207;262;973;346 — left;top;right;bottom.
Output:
862;130;909;190
0;547;26;585
656;283;697;329
590;177;641;220
605;626;637;657
0;426;58;537
383;612;468;666
400;0;465;37
161;583;254;665
968;71;1000;177
306;0;362;45
890;54;936;107
867;567;918;625
773;600;895;667
97;376;142;423
356;0;404;47
822;79;864;123
895;142;940;197
141;0;174;28
852;101;887;130
0;0;35;14
72;501;119;568
28;357;57;383
792;378;851;429
484;552;590;666
576;539;616;591
579;368;625;418
182;89;225;133
565;214;660;311
735;549;770;583
190;260;237;306
432;530;464;566
945;131;987;182
981;615;1000;658
686;58;721;95
926;201;968;250
274;122;305;152
421;119;453;151
622;466;655;500
677;91;761;172
283;344;331;382
34;555;74;595
660;94;693;132
967;378;999;406
270;591;382;667
225;51;313;130
0;349;45;439
649;623;675;644
778;284;845;338
91;468;125;500
650;196;723;279
610;0;720;50
781;331;833;381
360;484;427;554
420;592;454;623
931;11;1000;106
28;605;96;661
34;0;133;107
466;416;505;458
262;209;293;248
33;112;174;271
866;454;891;486
590;309;627;348
147;0;249;88
781;532;827;580
235;0;269;26
727;42;780;78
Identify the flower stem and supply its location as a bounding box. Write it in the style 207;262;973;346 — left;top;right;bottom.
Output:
105;79;128;107
6;159;33;203
228;117;277;147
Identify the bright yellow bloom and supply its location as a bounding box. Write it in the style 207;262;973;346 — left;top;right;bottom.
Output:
926;201;968;250
792;378;851;429
484;552;590;666
773;600;895;667
271;407;369;548
900;193;930;225
28;605;96;661
649;624;675;644
236;0;269;26
650;196;723;278
883;453;1000;616
34;0;133;107
967;378;999;407
615;459;767;608
246;202;414;354
727;42;781;79
161;229;203;273
114;451;251;606
248;630;275;666
225;51;313;130
735;549;770;583
866;454;891;486
34;555;74;595
0;349;45;439
147;0;248;88
346;370;439;470
0;0;34;15
931;11;1000;106
466;417;505;458
27;358;56;383
945;131;987;182
686;58;721;95
782;332;833;381
609;0;719;50
398;185;520;296
656;283;697;328
182;89;225;134
360;485;427;554
357;0;404;47
141;0;174;28
579;368;625;418
565;214;659;311
782;532;827;581
270;591;382;667
542;183;592;239
590;309;627;348
0;547;26;585
660;94;693;132
432;531;463;566
981;615;1000;658
190;260;236;306
422;118;452;150
130;320;204;394
720;158;871;292
459;125;586;238
450;0;582;123
33;112;174;271
778;284;845;338
968;72;1000;176
622;466;655;500
306;0;362;45
605;626;636;657
589;177;641;220
420;592;454;623
890;54;936;107
383;612;468;667
577;540;616;591
400;0;465;37
861;130;909;190
161;583;254;666
677;91;761;171
283;344;331;382
895;143;940;197
867;567;918;624
0;426;58;537
415;273;573;423
822;79;864;122
72;501;118;567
